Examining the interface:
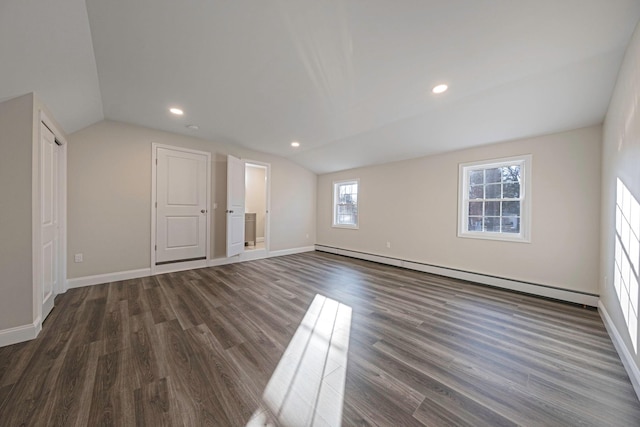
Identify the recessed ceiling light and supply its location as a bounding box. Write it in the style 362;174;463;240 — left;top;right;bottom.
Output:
186;124;199;130
169;107;184;115
432;84;448;94
291;141;300;148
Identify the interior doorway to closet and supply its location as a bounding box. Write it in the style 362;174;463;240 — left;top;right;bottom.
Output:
244;162;269;252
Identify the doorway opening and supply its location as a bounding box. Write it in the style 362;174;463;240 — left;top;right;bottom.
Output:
244;162;269;252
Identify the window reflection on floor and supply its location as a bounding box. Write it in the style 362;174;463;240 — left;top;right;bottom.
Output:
614;178;640;353
247;294;352;427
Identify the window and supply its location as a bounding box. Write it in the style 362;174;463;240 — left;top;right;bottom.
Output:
458;155;531;242
333;179;359;228
614;178;639;353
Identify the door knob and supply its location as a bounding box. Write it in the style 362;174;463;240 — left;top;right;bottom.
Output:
201;209;206;214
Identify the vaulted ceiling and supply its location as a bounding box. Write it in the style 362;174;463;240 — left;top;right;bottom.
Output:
2;1;639;173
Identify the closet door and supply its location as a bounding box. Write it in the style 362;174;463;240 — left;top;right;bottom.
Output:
40;123;59;321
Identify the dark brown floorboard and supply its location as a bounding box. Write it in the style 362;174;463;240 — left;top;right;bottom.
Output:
0;251;638;426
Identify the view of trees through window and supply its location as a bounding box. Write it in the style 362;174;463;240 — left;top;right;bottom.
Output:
334;181;358;227
467;165;521;233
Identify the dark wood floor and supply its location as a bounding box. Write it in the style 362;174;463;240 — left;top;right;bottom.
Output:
1;251;639;426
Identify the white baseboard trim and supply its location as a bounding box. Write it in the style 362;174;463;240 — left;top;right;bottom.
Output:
66;246;316;289
67;268;152;289
256;237;265;243
598;301;640;400
315;245;599;307
209;249;267;266
0;317;41;347
208;246;315;267
208;257;238;267
269;246;316;257
154;259;208;275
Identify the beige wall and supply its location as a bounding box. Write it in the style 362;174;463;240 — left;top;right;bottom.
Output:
0;94;34;329
601;21;640;371
0;93;68;335
67;120;316;278
317;125;602;294
246;165;267;240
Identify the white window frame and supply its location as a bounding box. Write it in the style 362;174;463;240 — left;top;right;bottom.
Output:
333;179;359;229
458;155;532;243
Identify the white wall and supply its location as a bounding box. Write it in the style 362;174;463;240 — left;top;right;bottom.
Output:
601;20;640;384
317;126;602;295
67;120;316;279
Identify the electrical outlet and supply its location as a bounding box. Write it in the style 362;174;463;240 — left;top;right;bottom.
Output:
74;253;83;263
386;241;391;249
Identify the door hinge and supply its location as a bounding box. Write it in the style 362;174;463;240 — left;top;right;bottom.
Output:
155;158;158;165
155;202;157;208
155;245;157;251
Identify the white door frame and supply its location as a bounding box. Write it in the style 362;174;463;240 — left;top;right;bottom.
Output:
33;110;67;330
244;160;271;254
151;143;211;274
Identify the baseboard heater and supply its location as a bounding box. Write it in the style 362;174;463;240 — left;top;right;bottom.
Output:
314;244;599;307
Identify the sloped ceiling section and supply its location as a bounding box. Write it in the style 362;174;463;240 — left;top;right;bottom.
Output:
1;1;639;173
0;0;103;133
85;0;640;173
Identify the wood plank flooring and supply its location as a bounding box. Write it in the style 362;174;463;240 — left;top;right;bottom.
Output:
1;251;639;426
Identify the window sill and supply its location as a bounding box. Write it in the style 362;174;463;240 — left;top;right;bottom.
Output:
457;231;530;243
332;224;359;230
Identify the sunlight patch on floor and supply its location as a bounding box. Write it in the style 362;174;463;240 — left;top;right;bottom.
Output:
247;294;352;427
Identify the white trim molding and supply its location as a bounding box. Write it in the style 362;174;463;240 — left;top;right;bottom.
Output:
269;246;316;257
315;245;599;307
209;246;315;267
599;301;640;400
0;317;42;348
67;268;152;289
65;246;316;290
154;259;208;275
244;160;272;253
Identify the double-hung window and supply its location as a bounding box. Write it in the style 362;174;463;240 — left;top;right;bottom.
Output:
333;179;359;228
458;155;531;242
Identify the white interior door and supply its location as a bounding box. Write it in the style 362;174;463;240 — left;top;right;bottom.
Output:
156;147;208;264
226;155;245;257
40;123;58;320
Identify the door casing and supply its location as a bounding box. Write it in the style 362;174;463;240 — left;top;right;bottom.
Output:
244;161;271;253
226;157;271;259
33;110;67;330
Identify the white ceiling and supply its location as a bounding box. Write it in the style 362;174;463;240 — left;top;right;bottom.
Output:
0;0;103;132
2;1;639;174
